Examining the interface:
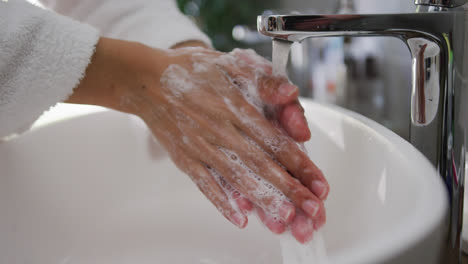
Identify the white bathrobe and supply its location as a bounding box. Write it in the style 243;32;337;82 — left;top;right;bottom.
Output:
0;0;211;137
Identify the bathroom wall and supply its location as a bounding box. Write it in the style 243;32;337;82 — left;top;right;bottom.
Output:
353;0;414;139
354;0;415;12
279;0;415;13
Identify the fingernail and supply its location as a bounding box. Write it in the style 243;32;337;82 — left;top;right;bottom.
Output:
291;213;315;244
302;200;320;218
279;202;295;223
278;83;297;97
237;198;254;214
265;213;286;234
232;212;247;228
311;180;328;200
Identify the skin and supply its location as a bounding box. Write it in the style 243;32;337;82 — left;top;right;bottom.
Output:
66;37;330;243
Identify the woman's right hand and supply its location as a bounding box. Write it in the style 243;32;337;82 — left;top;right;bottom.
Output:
67;38;329;243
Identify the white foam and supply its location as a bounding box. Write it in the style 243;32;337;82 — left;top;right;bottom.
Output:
160;64;195;97
230;49;270;113
280;232;329;264
192;62;209;73
164;47;278;119
216;146;288;218
207;166;241;213
231;48;270;68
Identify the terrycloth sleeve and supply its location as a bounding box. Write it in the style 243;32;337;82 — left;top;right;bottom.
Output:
39;0;212;49
0;0;99;137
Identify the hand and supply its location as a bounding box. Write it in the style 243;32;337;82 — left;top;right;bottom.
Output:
67;38;329;243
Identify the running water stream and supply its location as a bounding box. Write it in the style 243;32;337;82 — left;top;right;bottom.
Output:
272;39;329;264
272;39;292;76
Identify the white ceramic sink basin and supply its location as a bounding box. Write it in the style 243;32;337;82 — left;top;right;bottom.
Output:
0;99;448;264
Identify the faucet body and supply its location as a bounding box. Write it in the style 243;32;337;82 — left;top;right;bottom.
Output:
258;4;468;263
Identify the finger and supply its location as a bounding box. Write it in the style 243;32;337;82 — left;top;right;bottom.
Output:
213;172;254;214
174;110;302;223
224;66;299;106
234;144;326;221
229;101;329;200
313;204;326;230
256;207;286;234
279;102;311;142
215;130;325;222
231;49;300;106
225;103;327;215
192;136;295;223
258;77;299;105
226;76;308;143
171;153;248;229
211;151;295;223
224;73;307;142
277;140;329;200
231;190;254;214
193;166;248;228
291;210;315;244
226;73;307;142
279;201;296;223
214;146;297;224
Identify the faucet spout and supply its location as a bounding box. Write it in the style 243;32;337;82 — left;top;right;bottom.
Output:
258;9;468;263
258;13;453;41
258;13;457;126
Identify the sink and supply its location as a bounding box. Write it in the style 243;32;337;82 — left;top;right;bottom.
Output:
0;99;448;264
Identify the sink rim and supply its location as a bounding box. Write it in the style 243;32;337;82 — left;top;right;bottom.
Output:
301;100;448;264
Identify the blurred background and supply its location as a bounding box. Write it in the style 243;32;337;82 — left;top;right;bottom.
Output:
176;0;418;140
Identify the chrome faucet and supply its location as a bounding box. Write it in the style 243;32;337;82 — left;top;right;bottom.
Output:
258;1;468;263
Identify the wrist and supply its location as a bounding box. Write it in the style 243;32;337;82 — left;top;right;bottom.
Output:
66;37;170;113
